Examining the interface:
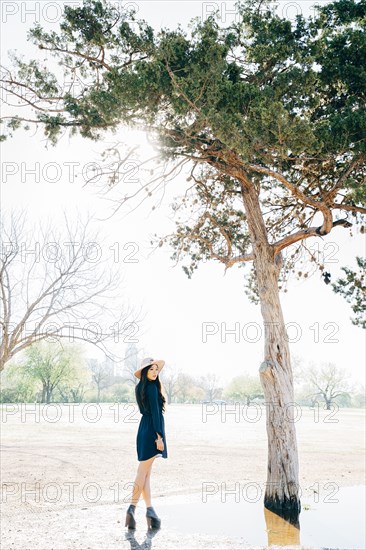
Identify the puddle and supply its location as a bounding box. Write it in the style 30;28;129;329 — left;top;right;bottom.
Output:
154;485;365;549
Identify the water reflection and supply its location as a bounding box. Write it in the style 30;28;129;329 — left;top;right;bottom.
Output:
264;506;300;547
125;484;364;549
125;526;160;550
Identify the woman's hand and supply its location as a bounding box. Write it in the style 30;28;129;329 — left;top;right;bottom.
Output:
155;437;164;451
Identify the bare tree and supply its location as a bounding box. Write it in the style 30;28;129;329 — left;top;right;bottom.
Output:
303;362;354;410
198;373;222;402
88;357;114;403
0;210;139;371
175;373;196;403
160;364;179;404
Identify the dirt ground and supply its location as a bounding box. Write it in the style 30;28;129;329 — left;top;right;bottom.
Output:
0;403;365;550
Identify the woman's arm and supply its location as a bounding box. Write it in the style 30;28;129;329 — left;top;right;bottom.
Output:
147;383;163;439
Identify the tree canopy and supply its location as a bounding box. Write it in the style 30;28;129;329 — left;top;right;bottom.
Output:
1;0;365;298
332;256;366;328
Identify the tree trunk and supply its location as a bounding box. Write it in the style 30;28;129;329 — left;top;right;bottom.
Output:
46;385;52;404
240;180;301;521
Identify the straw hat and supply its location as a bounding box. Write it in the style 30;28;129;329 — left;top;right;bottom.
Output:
134;357;165;379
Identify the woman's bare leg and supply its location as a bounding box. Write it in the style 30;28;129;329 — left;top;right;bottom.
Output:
129;455;157;506
141;465;153;507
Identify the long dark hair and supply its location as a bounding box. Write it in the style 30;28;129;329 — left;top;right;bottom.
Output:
135;366;166;413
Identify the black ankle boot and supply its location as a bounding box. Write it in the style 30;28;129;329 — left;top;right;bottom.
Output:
146;506;161;529
125;504;136;529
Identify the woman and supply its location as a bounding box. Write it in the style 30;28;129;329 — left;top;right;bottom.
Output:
125;357;168;530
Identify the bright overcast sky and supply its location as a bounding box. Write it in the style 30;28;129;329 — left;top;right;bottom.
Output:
1;1;365;387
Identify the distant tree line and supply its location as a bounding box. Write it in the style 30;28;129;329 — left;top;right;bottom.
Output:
0;342;364;409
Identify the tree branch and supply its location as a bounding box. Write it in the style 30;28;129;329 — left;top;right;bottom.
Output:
322;156;364;204
246;163;334;235
272;218;353;256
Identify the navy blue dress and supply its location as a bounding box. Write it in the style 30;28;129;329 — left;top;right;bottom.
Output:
136;381;168;461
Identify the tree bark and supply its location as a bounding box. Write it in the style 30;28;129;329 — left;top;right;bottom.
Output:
45;384;53;404
240;178;301;521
